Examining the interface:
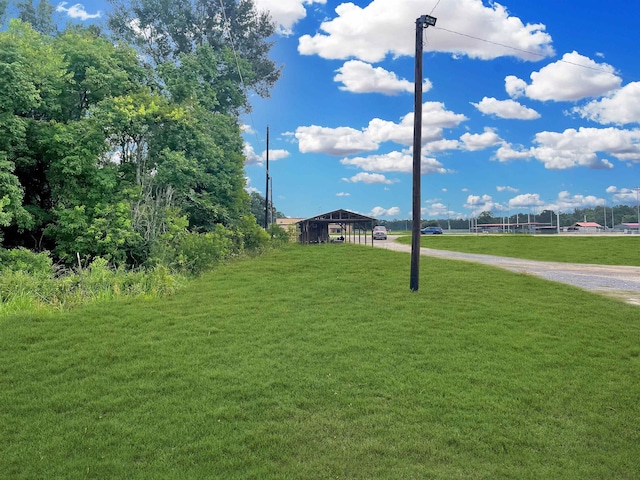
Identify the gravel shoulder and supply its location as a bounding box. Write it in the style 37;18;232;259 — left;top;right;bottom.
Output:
372;236;640;306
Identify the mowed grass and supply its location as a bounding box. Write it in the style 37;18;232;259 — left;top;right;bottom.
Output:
396;234;640;266
1;244;639;479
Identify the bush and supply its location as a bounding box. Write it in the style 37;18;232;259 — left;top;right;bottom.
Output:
267;223;290;246
235;215;270;252
149;225;234;275
0;247;54;276
0;250;184;316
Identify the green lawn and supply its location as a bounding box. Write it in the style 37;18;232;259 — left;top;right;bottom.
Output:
1;244;639;479
395;234;640;266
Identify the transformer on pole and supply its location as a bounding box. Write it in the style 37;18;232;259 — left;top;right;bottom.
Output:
410;14;437;292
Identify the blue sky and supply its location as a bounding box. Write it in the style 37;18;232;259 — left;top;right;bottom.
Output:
54;0;640;220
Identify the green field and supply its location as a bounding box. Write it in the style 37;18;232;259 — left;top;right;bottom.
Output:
394;234;640;266
2;244;639;479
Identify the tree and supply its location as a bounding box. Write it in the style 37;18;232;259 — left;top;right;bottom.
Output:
477;211;494;224
0;0;8;23
249;190;284;227
107;0;281;113
55;26;149;121
14;0;56;35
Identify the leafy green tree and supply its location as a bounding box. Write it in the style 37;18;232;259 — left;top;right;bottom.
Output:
55;26;149;121
477;211;494;224
0;9;277;269
107;0;280;113
0;0;8;23
249;190;285;227
0;153;31;232
14;0;56;35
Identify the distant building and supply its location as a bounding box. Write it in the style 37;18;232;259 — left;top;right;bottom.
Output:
275;218;304;229
621;223;640;233
567;222;603;233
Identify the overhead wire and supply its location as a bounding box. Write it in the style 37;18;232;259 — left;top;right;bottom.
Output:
431;25;622;77
218;0;264;149
425;0;622;78
429;0;443;16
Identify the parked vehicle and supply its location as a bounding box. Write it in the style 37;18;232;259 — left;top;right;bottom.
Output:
373;225;388;240
421;226;443;235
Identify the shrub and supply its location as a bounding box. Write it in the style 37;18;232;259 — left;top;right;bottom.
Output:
267;223;290;246
235;215;270;252
0;247;54;276
149;225;234;275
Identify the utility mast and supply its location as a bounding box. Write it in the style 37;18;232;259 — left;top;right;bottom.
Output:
264;126;270;229
410;14;437;292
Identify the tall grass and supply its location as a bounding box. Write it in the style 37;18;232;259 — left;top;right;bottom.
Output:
1;244;638;479
0;223;288;316
0;258;183;315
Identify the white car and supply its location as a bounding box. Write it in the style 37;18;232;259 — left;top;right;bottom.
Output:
373;225;388;240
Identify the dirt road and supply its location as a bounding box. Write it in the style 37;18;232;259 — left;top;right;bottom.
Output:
371;236;640;306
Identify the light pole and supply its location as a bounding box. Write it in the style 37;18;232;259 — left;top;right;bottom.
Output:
410;14;437;292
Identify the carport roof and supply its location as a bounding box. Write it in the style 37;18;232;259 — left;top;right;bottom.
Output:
298;209;376;224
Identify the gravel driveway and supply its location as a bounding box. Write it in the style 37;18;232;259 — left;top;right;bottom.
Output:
371;236;640;306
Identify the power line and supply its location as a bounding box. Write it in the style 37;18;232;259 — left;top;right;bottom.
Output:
218;0;264;149
433;26;620;77
429;0;443;16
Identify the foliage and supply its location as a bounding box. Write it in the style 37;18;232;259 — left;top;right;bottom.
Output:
0;254;183;315
107;0;281;112
266;222;289;245
233;214;270;252
13;0;56;35
249;190;285;227
149;224;235;275
0;7;277;267
0;245;52;275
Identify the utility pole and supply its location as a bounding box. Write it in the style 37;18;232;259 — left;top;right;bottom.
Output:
634;186;640;225
410;14;437;292
264;126;270;229
269;176;274;225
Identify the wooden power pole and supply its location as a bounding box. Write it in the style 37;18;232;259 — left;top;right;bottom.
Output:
410;14;437;292
264;126;270;229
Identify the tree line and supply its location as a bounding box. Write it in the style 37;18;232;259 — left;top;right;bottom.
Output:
0;0;281;269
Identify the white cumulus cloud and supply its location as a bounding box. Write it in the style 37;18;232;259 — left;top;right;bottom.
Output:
605;187;638;203
369;206;401;218
298;0;553;62
341;150;448;175
505;51;621;102
56;2;101;20
342;172;397;184
531;127;640;169
497;185;519;193
460;128;502;151
552;191;606;211
472;97;540;120
508;193;545;209
334;60;431;95
495;143;532;162
254;0;326;35
293;102;467;155
575;82;640;125
295;125;378;156
464;194;506;215
243;143;290;166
